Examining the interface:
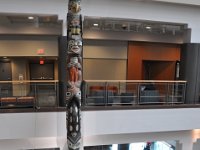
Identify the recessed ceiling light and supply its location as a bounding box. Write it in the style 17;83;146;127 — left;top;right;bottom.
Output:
28;16;34;20
146;26;151;29
93;23;99;26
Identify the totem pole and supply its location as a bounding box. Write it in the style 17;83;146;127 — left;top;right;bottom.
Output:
66;0;82;149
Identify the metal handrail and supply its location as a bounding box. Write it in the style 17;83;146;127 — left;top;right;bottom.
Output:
83;80;187;106
0;80;59;109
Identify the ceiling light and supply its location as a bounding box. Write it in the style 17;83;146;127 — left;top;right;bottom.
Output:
93;23;99;26
146;26;151;29
122;24;128;30
28;16;34;20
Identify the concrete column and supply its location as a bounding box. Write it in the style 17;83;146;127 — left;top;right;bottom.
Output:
62;18;67;36
180;135;193;150
193;139;200;150
176;141;182;150
58;36;67;107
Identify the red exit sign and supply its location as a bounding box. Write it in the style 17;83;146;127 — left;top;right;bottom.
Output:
37;49;45;55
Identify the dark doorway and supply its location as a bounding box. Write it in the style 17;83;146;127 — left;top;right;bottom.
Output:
143;60;176;80
0;61;12;81
30;63;54;80
0;61;12;97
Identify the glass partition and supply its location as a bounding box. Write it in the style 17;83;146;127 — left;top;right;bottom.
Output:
84;141;176;150
0;80;58;108
82;80;187;106
0;80;187;109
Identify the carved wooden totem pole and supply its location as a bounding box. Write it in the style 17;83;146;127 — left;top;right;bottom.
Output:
66;0;82;149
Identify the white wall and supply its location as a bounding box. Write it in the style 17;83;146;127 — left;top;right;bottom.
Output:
154;0;200;5
83;131;192;150
83;29;186;43
0;24;62;35
0;0;198;42
0;38;58;57
82;108;200;150
82;108;200;137
81;0;200;43
83;40;127;59
83;40;127;80
0;109;200;149
0;112;65;150
0;0;199;42
0;0;68;18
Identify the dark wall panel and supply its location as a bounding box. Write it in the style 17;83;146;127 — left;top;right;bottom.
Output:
30;63;54;80
0;62;12;81
128;42;180;80
180;43;199;103
58;36;67;106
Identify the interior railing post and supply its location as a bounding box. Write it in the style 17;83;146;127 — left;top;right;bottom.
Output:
105;82;108;106
137;82;140;105
85;81;87;106
34;82;37;109
172;82;175;105
56;81;59;107
81;80;86;107
166;82;169;105
183;82;186;104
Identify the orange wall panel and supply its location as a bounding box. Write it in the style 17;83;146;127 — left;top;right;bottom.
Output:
127;42;180;80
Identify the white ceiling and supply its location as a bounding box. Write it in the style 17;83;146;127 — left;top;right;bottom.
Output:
0;14;62;35
153;0;200;6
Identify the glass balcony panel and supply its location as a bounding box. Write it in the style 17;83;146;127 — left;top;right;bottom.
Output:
107;82;138;105
83;80;187;107
139;82;167;104
0;80;58;109
167;83;185;104
85;82;106;106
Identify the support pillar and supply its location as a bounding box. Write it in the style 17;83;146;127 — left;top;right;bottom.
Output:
179;133;194;150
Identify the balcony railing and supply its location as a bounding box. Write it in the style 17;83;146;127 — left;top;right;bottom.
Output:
82;80;187;106
0;80;59;109
0;80;188;110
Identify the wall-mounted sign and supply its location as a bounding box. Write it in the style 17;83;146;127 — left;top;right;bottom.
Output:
39;59;44;65
37;49;45;55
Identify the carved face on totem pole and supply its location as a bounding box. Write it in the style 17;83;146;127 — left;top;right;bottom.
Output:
67;97;81;150
67;57;81;81
68;39;82;55
68;0;81;14
67;56;82;95
69;15;80;26
68;15;82;39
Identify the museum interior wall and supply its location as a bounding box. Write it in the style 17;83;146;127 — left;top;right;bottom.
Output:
0;36;58;57
0;36;59;101
0;36;58;79
83;28;188;44
127;42;181;80
0;0;199;149
180;43;200;104
0;37;183;82
83;39;127;80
